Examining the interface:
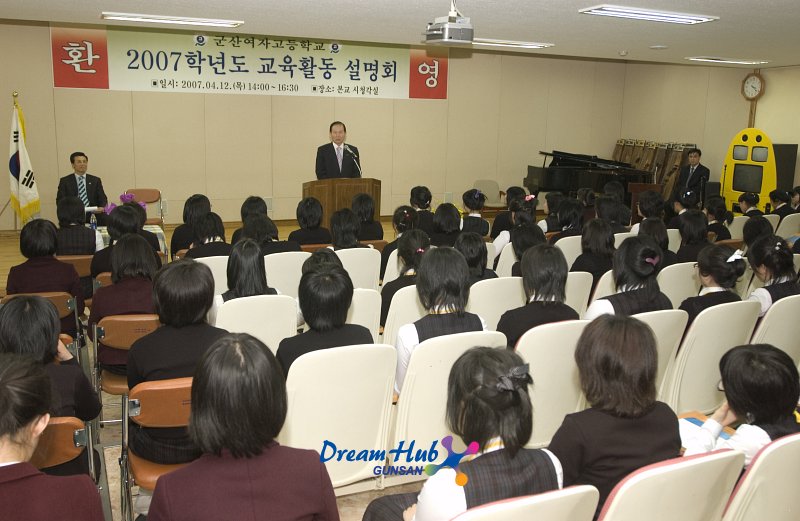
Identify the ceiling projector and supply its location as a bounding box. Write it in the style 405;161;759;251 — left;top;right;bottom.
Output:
424;1;473;44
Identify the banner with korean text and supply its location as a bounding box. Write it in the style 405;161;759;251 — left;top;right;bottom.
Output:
51;26;448;100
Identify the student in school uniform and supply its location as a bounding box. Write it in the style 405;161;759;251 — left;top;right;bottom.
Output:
231;196;268;245
638;218;678;271
668;190;699;229
510;223;547;277
571;218;615;289
430;203;462;247
287;197;332;245
454;232;497;286
171;195;210;258
492;195;538;265
676;210;711;263
380;206;418;281
769;189;794;222
629;190;664;234
330;208;368;250
380;230;430;327
704;197;733;242
742;216;774;251
410;186;435;236
746;235;800;317
738;192;763;218
184;212;232;259
537;192;564;234
595;195;629;234
353;193;383;241
460;189;490;237
678;244;744;326
490;186;526;239
548;198;583;244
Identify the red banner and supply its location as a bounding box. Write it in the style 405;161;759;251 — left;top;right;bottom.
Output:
51;27;109;89
408;49;448;99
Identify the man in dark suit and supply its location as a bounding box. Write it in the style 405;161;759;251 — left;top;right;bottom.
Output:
56;152;108;224
315;121;361;179
675;148;710;202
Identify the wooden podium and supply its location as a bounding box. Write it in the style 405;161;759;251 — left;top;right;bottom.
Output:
302;178;381;229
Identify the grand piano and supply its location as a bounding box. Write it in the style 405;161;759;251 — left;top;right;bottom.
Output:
526;150;654;196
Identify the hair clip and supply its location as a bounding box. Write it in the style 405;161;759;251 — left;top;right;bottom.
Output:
415;248;425;254
495;364;531;392
726;249;744;263
524;194;536;202
644;256;660;266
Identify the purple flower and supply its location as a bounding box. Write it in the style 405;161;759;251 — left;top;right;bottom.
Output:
104;203;117;215
119;193;136;203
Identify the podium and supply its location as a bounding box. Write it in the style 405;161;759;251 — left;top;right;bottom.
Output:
302;178;381;229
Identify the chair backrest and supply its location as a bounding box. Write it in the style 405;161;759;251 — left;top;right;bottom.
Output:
774;212;800;239
214;295;297;354
95;314;161;350
279;344;396;488
30;416;87;469
473;179;504;206
495;242;517;277
565;271;594;318
362;239;389;252
126;188;163;225
722;433;800;521
763;213;780;232
597;450;745;521
94;271;113;291
382;248;401;286
337;247;381;290
453;485;599;521
466;277;525;331
128;377;192;428
56;255;93;278
2;291;76;320
634;310;689;395
660;301;760;414
263;251;311;298
381;285;426;346
484;241;496;266
727;215;748;241
194;255;230;296
516;320;589;448
667;228;681;253
555;235;583;268
656;262;701;308
614;232;636;247
347;288;381;340
750;294;800;365
735;264;754;297
589;269;615;303
174;248;189;259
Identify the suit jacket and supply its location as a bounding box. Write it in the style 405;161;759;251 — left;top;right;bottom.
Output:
315;142;361;179
676;163;710;196
56;174;108;223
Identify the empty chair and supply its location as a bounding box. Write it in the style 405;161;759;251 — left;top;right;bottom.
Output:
565;271;594;318
555;235;583;267
667;228;681;253
214;295;297;354
763;213;780;232
750;294;800;365
634;310;689;394
596;451;745;521
125;188;164;226
727;215;748;241
381;285;426;346
589;269;615;303
263;251;311;298
382;248;401;286
775;212;800;239
473;179;505;208
452;486;599;521
466;277;525;331
337;247;381;290
347;288;381;340
656;262;701;308
495;242;517;277
194;256;229;296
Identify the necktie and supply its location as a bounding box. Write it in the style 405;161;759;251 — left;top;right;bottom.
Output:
77;176;89;206
336;146;343;171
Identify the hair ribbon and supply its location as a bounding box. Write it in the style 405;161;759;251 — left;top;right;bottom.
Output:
726;249;744;263
644;256;660;266
495;364;531;392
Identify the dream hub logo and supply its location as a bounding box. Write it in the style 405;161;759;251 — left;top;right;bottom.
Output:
320;435;479;486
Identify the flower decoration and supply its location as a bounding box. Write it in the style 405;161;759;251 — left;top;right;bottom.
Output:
104;193;147;214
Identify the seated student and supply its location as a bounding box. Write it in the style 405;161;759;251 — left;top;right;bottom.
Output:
208;239;277;326
88;234;157;375
381;206;418;280
454;232;497;286
287;197;332;245
171;194;210;258
738;192;763;217
678;245;744;326
683;344;800;466
668;190;699;229
595;195;628;234
638;217;678;271
577;187;597;226
510;222;547;277
791;186;800;211
185;212;231;259
571;218;615;288
91;205;161;277
490;186;526;239
603;180;632;227
548;198;583;244
460;189;490;236
330;208;367;250
277;265;373;377
584;236;672;320
410;185;435;236
381;230;430;327
231;196;268;245
704;196;733;242
492;195;538;264
363;347;561;521
124;201;161;252
630;190;664;234
676;209;711;263
394;248;486;393
6;219;83;339
747;235;800;317
353;193;383;241
127;260;228;466
769;189;794;222
550;315;680;515
0;354;103;520
497;244;579;348
56;195;100;255
742;215;774;251
430;203;462;247
0;297;101;478
537;191;564;233
243;214;301;256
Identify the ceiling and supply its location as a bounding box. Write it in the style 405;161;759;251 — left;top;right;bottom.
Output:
2;0;800;68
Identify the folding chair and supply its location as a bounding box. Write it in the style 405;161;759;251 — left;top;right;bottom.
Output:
125;188;164;226
30;416;97;482
453;485;599;521
749;294;800;364
93;271;113;293
466;277;526;330
337;247;381;290
194;256;229;296
774;212;800;239
347;288;381;340
555;235;583;267
1;292;83;362
263;251;311;298
381;285;426;347
56;254;94;308
565;271;593;318
656;262;701;308
214;295;297;355
495;243;517;277
589;270;615;303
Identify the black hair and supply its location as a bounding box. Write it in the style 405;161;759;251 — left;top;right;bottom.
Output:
544;192;564;215
679;209;709;246
581;218;615;256
298;265;353;332
416;247;470;313
769;190;791;204
243;214;279;244
557;198;583;231
509;196;538;225
19;219;57;258
240;196;268;222
446;347;533;456
454;232;488;279
56;196;86;227
705;196;733;225
111;234;157;283
329;121;346;133
153;260;215;327
742;216;774;249
637;190;664;219
638;217;670;252
193;212;226;244
352;193;376;224
462;189;487;212
123;201;147;230
0;353;52;440
603;181;625;204
792;186;800;198
301;249;343;275
190;334;286;458
433;203;461;234
0;296;60;364
576;187;596;208
182;194;211;226
595;195;624;226
686;148;702;157
69;151;87;164
398;229;430;275
613;236;662;292
226;239;268;299
522;244;568;303
696;244;746;289
410;186;432;210
392;205;418;234
330;208;361;248
738;192;760;208
296;197;323;230
676;190;700;210
748;235;796;281
107;205;139;243
505;186;526;210
510;222;546;259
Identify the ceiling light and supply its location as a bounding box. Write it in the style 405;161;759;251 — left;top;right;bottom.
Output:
472;38;554;50
101;12;243;28
579;5;718;25
686;56;769;65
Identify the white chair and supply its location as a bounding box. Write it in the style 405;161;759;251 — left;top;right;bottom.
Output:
347;288;381;340
484;242;496;268
740;255;797;298
264;251;310;298
750;294;800;365
516;320;589;448
473;180;505;208
214;295;297;354
613;232;636;247
660;301;760;414
381;285;426;347
667;228;681;253
722;433;800;521
589;270;615;303
727;215;748;241
634;310;689;395
495;243;517;277
453;485;599;521
775;212;800;239
466;277;525;331
279;344;396;495
763;213;780;232
656;262;701;308
386;331;507;487
735;264;754;298
597;451;745;521
555;235;583;268
565;271;594;318
337;247;381;290
382;248;401;286
194;256;229;296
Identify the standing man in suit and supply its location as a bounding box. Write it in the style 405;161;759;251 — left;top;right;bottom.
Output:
675;148;710;202
315;121;362;179
56;152;108;224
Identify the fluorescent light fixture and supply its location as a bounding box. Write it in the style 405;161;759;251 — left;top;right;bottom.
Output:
101;12;243;28
686;56;769;65
472;38;554;49
579;5;718;25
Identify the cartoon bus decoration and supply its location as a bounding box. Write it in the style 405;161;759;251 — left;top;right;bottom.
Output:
721;128;777;214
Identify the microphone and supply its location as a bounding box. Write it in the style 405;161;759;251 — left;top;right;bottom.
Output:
344;144;358;158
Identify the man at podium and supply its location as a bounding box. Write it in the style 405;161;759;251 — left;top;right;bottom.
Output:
315;121;362;179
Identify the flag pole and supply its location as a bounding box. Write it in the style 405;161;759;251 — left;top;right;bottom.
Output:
7;91;19;230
